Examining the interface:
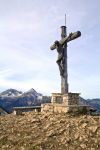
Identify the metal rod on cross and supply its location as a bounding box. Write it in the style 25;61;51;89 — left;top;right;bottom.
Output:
65;14;66;26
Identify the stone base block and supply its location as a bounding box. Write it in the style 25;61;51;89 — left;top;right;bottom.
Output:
41;103;90;113
41;92;90;113
41;103;54;113
41;103;68;113
51;92;80;105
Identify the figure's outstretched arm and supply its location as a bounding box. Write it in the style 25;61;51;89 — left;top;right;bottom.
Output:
50;31;81;50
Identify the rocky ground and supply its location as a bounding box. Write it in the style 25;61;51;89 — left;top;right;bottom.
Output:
0;112;100;150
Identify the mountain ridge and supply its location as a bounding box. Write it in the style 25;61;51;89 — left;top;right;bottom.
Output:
0;88;42;113
0;88;100;113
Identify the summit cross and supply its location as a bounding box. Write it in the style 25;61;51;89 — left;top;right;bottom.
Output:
50;26;81;94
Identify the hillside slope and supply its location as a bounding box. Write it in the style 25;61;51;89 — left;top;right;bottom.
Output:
0;112;100;150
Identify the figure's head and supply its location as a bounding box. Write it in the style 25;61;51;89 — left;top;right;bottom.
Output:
54;40;59;46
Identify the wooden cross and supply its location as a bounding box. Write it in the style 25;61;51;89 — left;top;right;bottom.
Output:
50;26;81;94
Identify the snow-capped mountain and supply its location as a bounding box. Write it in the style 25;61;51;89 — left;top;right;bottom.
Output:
0;89;23;97
0;88;100;113
0;88;43;113
23;88;42;100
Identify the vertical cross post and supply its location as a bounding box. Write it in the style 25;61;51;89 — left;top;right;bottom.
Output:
61;26;68;94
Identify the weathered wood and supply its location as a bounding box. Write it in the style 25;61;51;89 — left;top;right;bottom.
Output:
13;106;41;115
50;31;81;50
60;26;68;94
13;106;41;110
50;26;81;95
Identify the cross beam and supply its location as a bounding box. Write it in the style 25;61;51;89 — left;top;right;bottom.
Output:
50;31;81;50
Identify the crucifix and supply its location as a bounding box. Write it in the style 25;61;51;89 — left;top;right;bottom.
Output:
50;26;81;94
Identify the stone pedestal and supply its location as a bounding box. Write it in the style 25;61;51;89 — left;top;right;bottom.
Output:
51;92;79;105
41;92;82;113
63;93;79;105
51;93;63;104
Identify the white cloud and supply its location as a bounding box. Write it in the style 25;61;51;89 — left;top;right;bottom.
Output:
0;69;13;78
0;0;100;98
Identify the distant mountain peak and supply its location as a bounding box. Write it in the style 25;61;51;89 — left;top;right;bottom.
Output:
28;88;37;92
0;88;43;113
0;89;23;97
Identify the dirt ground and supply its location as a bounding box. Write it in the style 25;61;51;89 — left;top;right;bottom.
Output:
0;112;100;150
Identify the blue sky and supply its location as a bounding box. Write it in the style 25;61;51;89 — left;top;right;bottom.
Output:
0;0;100;98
